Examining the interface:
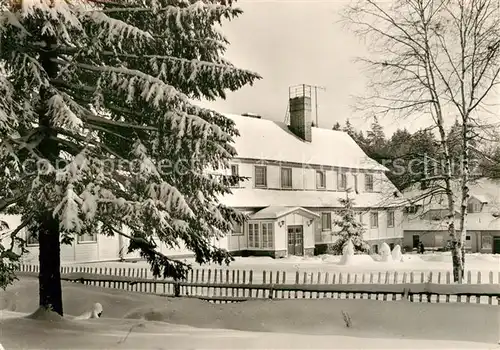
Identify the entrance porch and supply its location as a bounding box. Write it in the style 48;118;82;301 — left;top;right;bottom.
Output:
247;206;319;258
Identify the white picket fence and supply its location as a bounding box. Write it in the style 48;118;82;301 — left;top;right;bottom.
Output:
17;264;500;285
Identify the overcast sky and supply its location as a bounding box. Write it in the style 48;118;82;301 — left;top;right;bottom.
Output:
197;0;499;137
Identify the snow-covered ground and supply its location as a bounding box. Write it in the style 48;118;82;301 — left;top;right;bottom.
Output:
1;277;499;349
66;252;500;284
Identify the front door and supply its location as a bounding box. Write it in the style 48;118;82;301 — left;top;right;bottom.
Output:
493;237;500;254
287;225;303;256
412;235;420;249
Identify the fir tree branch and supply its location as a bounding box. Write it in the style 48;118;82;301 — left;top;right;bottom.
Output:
103;223;191;269
8;214;32;252
0;192;29;212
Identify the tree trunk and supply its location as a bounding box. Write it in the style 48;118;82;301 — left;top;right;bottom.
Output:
36;33;63;315
38;212;63;316
451;242;463;283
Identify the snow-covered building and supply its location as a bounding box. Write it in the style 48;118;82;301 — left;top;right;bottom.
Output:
215;91;405;258
402;178;500;253
1;90;406;263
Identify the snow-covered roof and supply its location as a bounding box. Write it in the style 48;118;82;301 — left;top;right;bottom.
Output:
225;114;387;172
221;188;405;209
403;178;500;207
250;206;320;220
470;194;489;204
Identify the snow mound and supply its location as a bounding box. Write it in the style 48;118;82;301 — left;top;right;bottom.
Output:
26;307;65;322
339;239;355;265
74;302;103;320
379;243;391;262
338;254;375;266
391;245;403;262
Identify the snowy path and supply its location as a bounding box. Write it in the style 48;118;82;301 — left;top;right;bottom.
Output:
2;277;500;349
1;311;499;349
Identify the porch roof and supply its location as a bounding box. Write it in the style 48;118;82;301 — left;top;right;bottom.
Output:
250;206;320;220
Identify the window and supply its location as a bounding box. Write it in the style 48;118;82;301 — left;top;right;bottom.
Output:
389;243;395;250
387;211;395;228
230;164;239;187
466;235;471;241
365;174;374;192
230;164;239;176
358;212;364;224
248;222;273;249
316;170;326;189
370;212;379;228
254;165;267;188
281;167;292;188
372;244;379;254
248;223;259;248
77;232;97;243
321;212;332;231
339;172;347;190
231;221;243;236
261;222;274;249
467;201;481;213
406;205;418;214
353;174;358;193
26;230;39;246
481;235;492;249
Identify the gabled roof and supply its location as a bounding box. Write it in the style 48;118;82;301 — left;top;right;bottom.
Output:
225;114;387;172
403;178;500;208
250;206;320;220
470;194;489;203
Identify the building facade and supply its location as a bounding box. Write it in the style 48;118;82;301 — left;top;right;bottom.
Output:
217;88;405;257
1;88;406;263
402;178;500;253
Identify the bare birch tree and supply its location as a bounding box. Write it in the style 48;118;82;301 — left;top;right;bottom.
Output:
342;0;500;282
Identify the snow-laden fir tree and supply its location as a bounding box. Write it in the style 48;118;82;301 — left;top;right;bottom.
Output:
0;0;260;316
328;192;370;255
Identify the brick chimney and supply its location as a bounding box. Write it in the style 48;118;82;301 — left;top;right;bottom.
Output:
288;84;312;142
